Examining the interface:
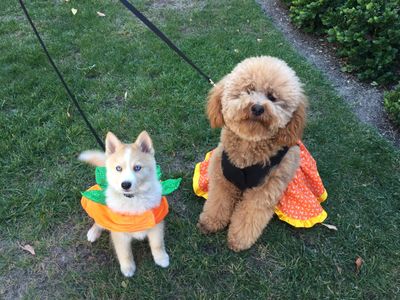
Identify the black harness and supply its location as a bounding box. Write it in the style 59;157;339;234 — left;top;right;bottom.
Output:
221;147;289;191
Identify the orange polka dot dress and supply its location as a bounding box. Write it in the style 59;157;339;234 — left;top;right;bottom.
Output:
193;141;328;228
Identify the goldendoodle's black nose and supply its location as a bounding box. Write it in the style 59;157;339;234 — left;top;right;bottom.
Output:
251;104;264;116
121;181;132;190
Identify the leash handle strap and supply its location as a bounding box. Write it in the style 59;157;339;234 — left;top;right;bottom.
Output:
119;0;215;86
18;0;105;151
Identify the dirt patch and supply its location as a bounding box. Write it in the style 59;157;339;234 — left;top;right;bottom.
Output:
148;0;207;30
150;0;206;11
0;198;191;299
0;218;111;299
0;15;25;22
168;189;191;220
257;0;400;148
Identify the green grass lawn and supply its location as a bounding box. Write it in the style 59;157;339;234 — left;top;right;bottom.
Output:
1;0;399;298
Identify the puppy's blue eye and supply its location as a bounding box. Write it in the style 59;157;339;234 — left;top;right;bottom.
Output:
116;166;122;172
133;165;142;172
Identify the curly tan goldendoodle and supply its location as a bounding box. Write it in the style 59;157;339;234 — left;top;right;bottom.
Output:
197;56;307;252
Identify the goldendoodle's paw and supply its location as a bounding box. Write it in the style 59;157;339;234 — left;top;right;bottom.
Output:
197;214;227;234
197;221;212;234
227;234;253;252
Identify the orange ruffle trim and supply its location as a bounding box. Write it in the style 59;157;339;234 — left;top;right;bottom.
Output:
193;141;328;228
81;185;169;232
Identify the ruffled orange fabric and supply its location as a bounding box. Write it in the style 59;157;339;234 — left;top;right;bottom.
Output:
193;151;213;199
81;185;169;232
193;141;328;228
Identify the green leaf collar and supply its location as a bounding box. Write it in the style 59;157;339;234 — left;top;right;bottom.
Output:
81;165;181;205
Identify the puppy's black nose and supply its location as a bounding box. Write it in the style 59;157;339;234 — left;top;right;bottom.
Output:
121;181;132;190
251;104;264;116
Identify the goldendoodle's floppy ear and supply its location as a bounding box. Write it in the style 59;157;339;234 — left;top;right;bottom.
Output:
206;80;225;128
275;101;307;146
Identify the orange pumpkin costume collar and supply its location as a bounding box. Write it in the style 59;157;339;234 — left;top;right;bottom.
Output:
81;184;169;232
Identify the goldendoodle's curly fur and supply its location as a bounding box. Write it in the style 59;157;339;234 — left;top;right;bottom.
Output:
197;56;307;251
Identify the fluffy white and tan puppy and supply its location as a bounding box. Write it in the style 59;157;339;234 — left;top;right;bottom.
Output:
79;131;169;277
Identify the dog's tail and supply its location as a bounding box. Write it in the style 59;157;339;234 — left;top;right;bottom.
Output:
78;150;106;167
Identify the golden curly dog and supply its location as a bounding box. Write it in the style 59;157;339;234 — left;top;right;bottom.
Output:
197;56;307;252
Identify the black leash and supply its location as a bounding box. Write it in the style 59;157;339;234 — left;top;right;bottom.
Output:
18;0;215;151
18;0;105;151
119;0;215;86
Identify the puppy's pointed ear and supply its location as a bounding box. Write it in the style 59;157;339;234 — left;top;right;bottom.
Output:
105;132;122;155
78;150;106;166
275;100;307;146
206;79;225;128
135;131;154;154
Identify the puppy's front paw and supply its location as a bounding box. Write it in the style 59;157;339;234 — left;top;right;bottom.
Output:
87;225;102;242
154;253;169;268
121;263;136;277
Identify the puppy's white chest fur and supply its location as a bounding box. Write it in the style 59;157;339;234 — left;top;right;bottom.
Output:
105;180;162;240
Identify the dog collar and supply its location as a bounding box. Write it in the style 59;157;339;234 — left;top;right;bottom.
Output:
81;166;182;205
221;147;289;191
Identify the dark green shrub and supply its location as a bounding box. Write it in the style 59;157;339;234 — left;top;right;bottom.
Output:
384;85;400;126
284;0;400;85
288;0;343;33
325;0;400;84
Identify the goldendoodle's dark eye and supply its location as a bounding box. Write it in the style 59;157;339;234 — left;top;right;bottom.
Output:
246;84;255;94
267;93;277;102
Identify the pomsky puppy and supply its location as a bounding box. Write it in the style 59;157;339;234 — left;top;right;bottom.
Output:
79;131;169;277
